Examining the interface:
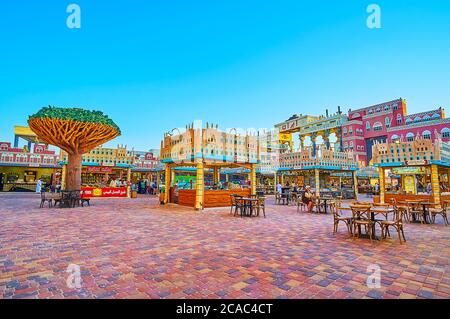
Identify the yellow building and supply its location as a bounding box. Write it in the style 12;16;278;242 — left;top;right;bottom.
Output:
59;145;134;188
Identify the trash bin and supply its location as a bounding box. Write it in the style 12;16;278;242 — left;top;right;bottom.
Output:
131;190;137;198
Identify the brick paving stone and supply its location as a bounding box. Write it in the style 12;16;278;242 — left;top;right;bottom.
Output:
0;193;449;299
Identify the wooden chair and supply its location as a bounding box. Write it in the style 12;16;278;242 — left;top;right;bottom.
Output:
40;191;53;208
407;202;426;224
275;192;283;205
314;198;327;214
70;190;81;208
330;202;352;234
371;203;391;221
231;195;239;216
380;206;407;244
351;205;374;242
59;191;73;208
53;192;62;207
297;195;306;213
252;196;266;218
281;190;291;205
290;192;298;206
230;195;243;216
429;202;449;226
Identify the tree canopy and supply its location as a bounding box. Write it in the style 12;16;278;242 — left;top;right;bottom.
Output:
29;106;121;134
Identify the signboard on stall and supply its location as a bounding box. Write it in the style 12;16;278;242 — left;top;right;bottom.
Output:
405;160;428;166
81;187;127;198
85;166;113;173
392;167;425;175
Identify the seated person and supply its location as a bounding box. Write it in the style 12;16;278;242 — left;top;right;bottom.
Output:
302;185;314;213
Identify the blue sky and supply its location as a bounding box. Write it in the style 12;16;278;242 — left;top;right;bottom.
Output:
1;0;450;150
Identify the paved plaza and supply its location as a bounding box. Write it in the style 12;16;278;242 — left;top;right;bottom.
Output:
0;193;449;299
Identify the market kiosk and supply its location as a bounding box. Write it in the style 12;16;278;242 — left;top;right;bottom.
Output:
275;145;359;199
59;145;134;198
371;136;450;207
160;122;259;210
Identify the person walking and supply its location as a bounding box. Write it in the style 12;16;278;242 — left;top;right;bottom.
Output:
35;178;43;193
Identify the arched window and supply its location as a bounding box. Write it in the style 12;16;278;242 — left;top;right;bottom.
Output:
391;134;400;142
414;116;421;122
441;127;450;138
432;113;440;119
385;117;391;128
384;105;390;111
343;127;347;134
422;130;431;139
397;114;402;124
349;142;354;150
352;113;361;118
405;117;412;124
406;132;415;142
366;122;371;131
423;115;431;121
373;122;383;131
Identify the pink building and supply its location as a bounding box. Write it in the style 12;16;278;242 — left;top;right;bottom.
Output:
342;98;406;164
0;142;59;167
339;98;449;165
386;108;449;143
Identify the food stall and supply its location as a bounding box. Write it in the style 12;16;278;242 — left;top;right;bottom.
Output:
160;123;258;210
371;136;450;207
0;141;60;192
276;145;359;199
79;166;129;198
59;145;135;198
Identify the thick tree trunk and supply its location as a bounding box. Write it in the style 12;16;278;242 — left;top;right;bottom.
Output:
66;152;83;191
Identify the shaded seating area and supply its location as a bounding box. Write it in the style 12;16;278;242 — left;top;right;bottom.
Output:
230;194;266;218
39;189;91;208
332;201;406;244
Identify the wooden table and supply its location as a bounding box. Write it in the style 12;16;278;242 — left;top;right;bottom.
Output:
399;200;431;224
350;205;394;240
240;197;258;217
418;201;432;224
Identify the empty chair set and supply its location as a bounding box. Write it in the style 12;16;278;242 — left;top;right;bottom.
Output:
230;194;266;218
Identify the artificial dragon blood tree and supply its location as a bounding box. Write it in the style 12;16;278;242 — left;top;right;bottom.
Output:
28;106;121;191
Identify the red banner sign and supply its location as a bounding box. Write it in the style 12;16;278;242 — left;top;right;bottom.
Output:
81;187;128;198
85;166;114;173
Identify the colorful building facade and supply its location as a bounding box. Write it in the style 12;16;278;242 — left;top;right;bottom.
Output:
274;98;449;166
0;141;60;191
